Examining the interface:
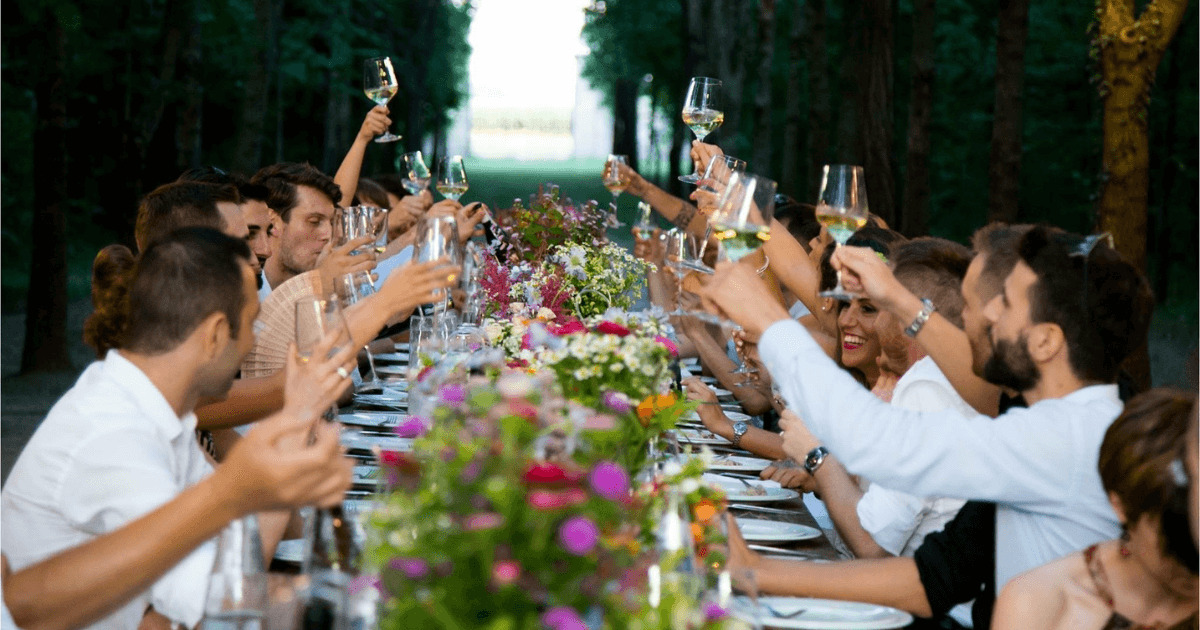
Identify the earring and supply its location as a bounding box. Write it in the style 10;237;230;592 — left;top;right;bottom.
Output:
1119;525;1132;557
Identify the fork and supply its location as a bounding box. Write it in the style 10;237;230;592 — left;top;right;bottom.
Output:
762;604;807;619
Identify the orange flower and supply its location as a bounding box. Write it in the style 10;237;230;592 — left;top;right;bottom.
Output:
635;393;678;426
693;499;717;524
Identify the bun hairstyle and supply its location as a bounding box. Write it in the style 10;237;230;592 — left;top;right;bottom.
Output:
82;244;137;358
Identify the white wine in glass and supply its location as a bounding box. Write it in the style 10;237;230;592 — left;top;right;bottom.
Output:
710;171;776;262
815;164;869;301
602;154;630;227
436;155;468;201
679;77;723;184
400;151;431;195
363;56;402;143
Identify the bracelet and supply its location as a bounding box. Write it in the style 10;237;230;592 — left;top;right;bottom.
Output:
904;298;936;338
755;255;770;276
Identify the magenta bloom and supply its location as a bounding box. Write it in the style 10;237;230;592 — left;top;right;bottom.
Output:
588;462;629;501
394;416;428;438
463;512;504;531
594;321;631;336
558;516;599;556
654;335;679;357
702;602;728;621
528;488;588;510
460;459;483;482
542;606;586;630
550;320;588;336
388;556;428;579
439;383;466;405
492;560;521;586
600;390;632;415
347;575;384;596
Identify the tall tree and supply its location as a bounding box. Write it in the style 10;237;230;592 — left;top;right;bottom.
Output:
901;0;936;236
986;0;1029;224
780;0;807;197
231;0;278;173
751;0;778;174
856;0;895;225
803;0;830;198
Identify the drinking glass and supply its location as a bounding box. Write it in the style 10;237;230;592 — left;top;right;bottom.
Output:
633;201;655;240
202;516;267;629
697;154;746;194
337;206;377;255
294;297;354;421
602;154;630;227
710;172;777;262
815;165;868;301
399;151;431;195
412;215;461;312
363;57;401;143
664;229;697;318
436;155;468;201
338;271;382;392
679;77;723;184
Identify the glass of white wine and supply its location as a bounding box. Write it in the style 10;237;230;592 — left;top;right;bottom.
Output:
399;151;431;195
363;57;401;143
814;164;869;301
602;154;630;227
710;171;777;262
436;155;468;201
679;77;723;184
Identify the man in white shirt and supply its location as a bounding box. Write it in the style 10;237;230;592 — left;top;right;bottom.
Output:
2;229;263;629
702;224;1154;592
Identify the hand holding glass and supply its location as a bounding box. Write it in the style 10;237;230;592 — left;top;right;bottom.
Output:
363;57;401;143
400;151;431;195
815;165;868;301
679;77;724;184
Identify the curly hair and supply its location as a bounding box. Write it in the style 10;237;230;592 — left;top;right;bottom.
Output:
82;244;137;358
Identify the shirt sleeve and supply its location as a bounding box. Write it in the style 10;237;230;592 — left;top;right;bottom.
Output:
913;501;996;621
758;319;1077;507
856;485;928;556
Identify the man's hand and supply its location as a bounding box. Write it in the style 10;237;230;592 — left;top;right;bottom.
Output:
281;333;357;425
831;245;911;312
356;106;392;143
778;409;822;466
375;259;459;320
317;235;377;297
683;376;732;438
389;190;432;236
761;461;815;492
698;261;792;338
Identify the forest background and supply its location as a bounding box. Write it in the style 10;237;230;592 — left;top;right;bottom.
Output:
2;0;1196;386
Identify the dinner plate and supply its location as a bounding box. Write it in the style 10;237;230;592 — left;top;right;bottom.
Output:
341;433;413;452
724;411;752;423
699;375;720;385
704;474;799;503
339;411;404;428
353;392;408;409
711;387;734;397
353;465;381;485
372;352;410;363
673;428;731;446
732;596;913;629
735;517;821;543
344;499;377;514
706;454;771;473
372;364;410;376
273;539;304;564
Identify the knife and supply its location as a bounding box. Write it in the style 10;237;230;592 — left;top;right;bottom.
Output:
729;503;799;517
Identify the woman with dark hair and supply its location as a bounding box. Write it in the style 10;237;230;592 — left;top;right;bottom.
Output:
992;388;1199;629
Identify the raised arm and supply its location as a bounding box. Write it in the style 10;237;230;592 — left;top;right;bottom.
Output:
617;164;708;240
333;106;392;205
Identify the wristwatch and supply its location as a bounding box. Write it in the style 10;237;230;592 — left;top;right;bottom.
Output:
731;421;749;448
904;298;936;338
803;446;829;475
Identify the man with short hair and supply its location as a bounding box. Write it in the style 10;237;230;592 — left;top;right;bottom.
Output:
176;168;275;289
1;228;353;629
134;181;241;251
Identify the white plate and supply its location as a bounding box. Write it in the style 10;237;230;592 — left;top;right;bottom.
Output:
372;364;409;376
273;539;304;564
372;352;410;363
353;391;408;408
724;411;752;423
344;499;377;514
673;428;731;446
353;465;381;484
732;596;913;629
735;517;821;543
704;474;799;503
711;387;733;397
707;455;771;473
339;412;404;428
699;375;720;385
340;433;413;452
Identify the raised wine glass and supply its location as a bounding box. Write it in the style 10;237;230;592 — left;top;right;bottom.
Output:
602;154;630;227
633;201;655;240
363;57;401;143
337;271;383;393
710;171;776;263
679;77;723;184
412;215;461;312
436;155;468;201
294;297;355;419
399;151;431;195
815;165;868;301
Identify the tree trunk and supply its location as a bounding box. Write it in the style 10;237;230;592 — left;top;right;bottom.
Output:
834;2;861;165
780;0;806;197
856;0;895;226
232;0;276;173
986;0;1029;224
901;0;936;236
613;78;639;173
175;6;203;171
804;0;830;197
751;0;778;175
711;0;753;152
1095;0;1189;390
21;16;72;374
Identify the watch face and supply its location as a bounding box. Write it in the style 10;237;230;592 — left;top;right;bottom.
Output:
733;422;748;436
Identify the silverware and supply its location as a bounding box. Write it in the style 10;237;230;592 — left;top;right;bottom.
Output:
729;504;797;517
718;472;761;480
763;604;807;619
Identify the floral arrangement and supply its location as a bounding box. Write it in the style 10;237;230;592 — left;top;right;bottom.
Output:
548;242;652;318
489;184;609;264
368;373;734;630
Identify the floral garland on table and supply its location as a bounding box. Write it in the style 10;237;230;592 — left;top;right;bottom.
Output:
368;373;735;630
489;184;609;265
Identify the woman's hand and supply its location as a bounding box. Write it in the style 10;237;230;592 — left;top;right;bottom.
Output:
356;105;392;143
281;334;358;426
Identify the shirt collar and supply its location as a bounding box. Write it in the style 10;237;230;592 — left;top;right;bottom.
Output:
1055;383;1121;407
104;350;198;439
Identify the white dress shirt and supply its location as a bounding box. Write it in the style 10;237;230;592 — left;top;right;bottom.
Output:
257;270;273;302
2;351;216;629
759;319;1122;589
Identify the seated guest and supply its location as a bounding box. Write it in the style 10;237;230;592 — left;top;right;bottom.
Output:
3;402;353;630
703;224;1155;592
771;196;821;318
2;228;355;629
176;167;275;287
992;389;1198;629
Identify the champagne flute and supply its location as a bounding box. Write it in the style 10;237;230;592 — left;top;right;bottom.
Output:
399;151;431;195
710;171;776;262
602;154;630;227
436;155;469;201
815;165;869;301
679;77;723;184
363;57;401;143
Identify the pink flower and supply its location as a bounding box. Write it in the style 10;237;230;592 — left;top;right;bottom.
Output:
542;606;586;630
439;384;466;405
703;602;728;620
600;391;632;415
527;488;588;510
588;462;629;501
654;335;679;357
594;321;631;336
394;416;428;438
463;512;504;531
388;556;428;579
558;516;599;555
522;462;583;485
460;459;483;482
492;560;521;586
550;320;588;336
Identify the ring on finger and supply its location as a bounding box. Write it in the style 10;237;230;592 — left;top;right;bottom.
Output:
337;367;350;379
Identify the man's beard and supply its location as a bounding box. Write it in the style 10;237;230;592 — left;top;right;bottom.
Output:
983;333;1039;392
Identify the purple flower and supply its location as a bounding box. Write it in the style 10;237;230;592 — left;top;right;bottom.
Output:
347;575;384;596
460;459;483;482
588;462;629;501
439;383;466;405
601;391;632;415
463;512;504;531
394;416;428;438
388;556;428;579
558;516;599;556
702;602;728;621
542;606;586;630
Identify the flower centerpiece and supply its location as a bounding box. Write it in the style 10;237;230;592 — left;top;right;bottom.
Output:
489;184;608;264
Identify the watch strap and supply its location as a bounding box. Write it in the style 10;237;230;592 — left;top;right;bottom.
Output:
904;298;936;338
731;421;748;449
804;446;829;475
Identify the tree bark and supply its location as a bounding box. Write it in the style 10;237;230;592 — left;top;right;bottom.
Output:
986;0;1029;224
711;0;752;151
780;0;807;197
901;0;936;236
21;15;72;374
613;78;639;172
856;0;895;226
231;0;276;173
175;5;204;171
804;0;830;197
751;0;778;175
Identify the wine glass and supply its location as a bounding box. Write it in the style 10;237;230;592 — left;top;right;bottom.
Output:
412;215;461;311
436;155;468;201
679;77;723;184
633;201;655;240
294;297;354;420
363;57;401;143
815;165;868;301
399;151;431;195
710;171;776;262
697;155;746;194
602;154;630;227
664;229;697;318
337;271;383;392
